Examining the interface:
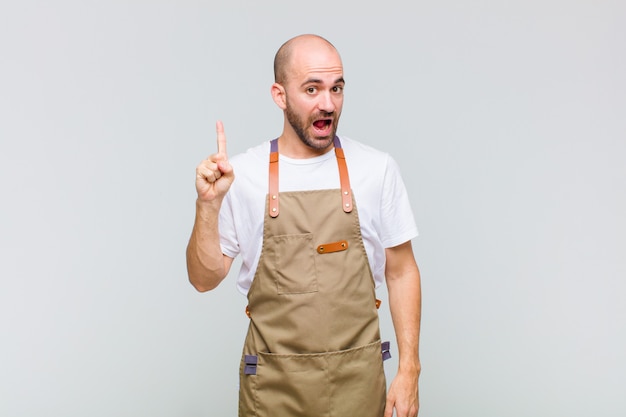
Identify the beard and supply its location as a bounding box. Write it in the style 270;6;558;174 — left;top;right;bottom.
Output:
285;100;339;151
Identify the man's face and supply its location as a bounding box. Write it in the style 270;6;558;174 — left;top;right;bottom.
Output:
282;44;345;151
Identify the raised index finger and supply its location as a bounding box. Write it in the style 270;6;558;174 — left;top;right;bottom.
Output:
216;120;227;157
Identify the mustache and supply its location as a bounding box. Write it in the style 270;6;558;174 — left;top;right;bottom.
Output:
312;111;335;119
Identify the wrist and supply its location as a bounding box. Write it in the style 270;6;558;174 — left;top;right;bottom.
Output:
195;198;223;221
196;196;222;210
398;358;421;377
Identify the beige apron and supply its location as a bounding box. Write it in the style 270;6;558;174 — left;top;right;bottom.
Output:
238;137;389;417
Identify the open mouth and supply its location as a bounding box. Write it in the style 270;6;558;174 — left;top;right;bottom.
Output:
312;119;332;134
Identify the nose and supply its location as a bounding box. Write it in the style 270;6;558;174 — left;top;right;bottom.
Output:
317;91;336;113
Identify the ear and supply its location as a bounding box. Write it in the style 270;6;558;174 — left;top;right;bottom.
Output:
271;82;287;110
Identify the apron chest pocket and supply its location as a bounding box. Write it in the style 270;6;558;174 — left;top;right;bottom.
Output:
270;233;318;294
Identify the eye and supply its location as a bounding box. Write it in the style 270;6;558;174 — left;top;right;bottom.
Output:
306;87;317;94
332;85;344;93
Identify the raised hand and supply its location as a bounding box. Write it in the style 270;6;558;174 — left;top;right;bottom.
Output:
195;120;235;203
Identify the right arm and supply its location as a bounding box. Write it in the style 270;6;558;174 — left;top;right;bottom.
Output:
186;121;235;292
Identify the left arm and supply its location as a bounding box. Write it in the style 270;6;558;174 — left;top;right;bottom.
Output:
384;240;422;417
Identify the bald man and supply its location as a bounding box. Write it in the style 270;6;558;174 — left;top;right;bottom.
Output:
187;34;421;417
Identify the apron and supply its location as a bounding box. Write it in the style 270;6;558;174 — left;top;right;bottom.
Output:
238;137;390;417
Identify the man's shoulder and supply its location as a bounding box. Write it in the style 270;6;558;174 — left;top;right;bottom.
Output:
339;136;392;171
225;141;272;197
340;136;389;158
230;141;270;168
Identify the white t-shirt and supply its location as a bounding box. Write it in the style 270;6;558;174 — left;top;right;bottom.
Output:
219;136;418;295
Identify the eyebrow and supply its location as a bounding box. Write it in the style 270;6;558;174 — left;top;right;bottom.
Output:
300;77;345;87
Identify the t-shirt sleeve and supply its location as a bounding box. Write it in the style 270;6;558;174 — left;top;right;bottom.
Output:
379;155;419;248
219;191;240;259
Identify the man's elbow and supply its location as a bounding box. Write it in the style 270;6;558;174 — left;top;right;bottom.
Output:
190;279;216;293
187;270;224;293
186;251;233;293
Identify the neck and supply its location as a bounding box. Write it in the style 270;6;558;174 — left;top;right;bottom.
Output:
277;132;334;159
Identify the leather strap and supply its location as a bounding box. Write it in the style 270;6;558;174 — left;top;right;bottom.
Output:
268;139;279;218
268;136;352;217
333;136;353;213
317;240;349;254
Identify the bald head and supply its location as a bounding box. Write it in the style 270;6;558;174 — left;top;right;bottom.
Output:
273;34;340;84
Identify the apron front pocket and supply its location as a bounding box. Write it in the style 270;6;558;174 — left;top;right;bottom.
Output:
327;340;387;417
270;233;318;294
254;352;329;417
247;341;386;417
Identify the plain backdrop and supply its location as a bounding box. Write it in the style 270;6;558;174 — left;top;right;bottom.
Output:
1;1;625;416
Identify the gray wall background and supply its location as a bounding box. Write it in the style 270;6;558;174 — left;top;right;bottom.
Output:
1;1;624;416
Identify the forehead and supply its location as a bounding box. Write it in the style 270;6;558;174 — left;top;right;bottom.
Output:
287;40;343;83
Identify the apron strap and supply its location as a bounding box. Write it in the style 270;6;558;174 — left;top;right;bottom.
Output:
267;136;352;217
269;139;279;218
333;136;353;213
